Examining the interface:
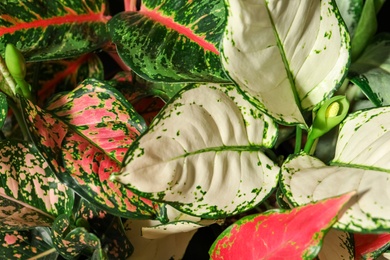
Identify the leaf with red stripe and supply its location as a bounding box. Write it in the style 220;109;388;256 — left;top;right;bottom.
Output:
0;140;74;231
0;1;110;61
27;54;104;107
209;192;354;260
108;0;230;83
355;233;390;259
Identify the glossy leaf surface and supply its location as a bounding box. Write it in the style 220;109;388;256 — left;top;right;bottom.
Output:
0;227;58;259
0;140;73;231
115;84;279;218
221;0;350;125
209;192;354;260
354;233;390;259
0;1;110;61
109;0;229;83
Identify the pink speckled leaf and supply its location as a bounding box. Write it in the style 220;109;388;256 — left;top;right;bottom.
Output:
52;214;104;259
355;233;390;259
0;140;73;231
0;227;58;259
46;78;146;163
209;192;355;260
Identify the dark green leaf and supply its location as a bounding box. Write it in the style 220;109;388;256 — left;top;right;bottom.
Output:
0;92;7;128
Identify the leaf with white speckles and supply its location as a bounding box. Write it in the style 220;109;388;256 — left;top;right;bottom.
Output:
0;227;58;259
0;140;74;231
221;0;350;125
0;91;7;128
109;0;230;83
281;107;390;232
0;1;110;61
209;192;354;260
115;84;279;218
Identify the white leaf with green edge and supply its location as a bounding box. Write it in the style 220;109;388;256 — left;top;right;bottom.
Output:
318;229;354;260
281;106;390;232
124;219;197;260
335;0;363;38
350;33;390;106
114;84;279;218
221;0;350;125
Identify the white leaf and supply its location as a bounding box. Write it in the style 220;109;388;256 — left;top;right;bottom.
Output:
115;84;279;217
222;0;350;125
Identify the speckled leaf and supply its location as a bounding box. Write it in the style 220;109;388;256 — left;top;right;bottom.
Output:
0;1;110;61
335;0;363;38
108;0;230;83
350;33;390;106
221;0;350;125
114;84;279;218
46;78;146;164
318;229;354;260
281;107;390;232
209;192;354;260
0;227;58;259
355;233;390;259
0;91;7;128
52;214;102;259
124;218;199;260
27;53;104;106
0;140;73;231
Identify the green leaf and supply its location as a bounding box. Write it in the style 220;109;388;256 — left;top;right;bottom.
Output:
0;1;110;61
0;227;58;259
114;84;279;218
350;0;386;60
209;192;354;260
28;54;104;106
0;140;74;231
108;0;230;83
51;214;103;260
0;91;7;128
221;0;350;125
350;33;390;106
318;229;354;259
335;0;363;38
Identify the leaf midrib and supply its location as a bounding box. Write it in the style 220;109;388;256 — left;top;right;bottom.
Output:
171;145;264;160
331;161;390;173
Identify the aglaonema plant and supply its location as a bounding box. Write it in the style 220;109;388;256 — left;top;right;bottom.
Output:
0;0;390;259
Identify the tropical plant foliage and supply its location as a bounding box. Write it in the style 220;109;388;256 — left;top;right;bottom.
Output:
0;0;389;259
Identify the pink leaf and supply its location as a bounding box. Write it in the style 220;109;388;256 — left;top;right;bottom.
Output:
209;192;355;260
355;233;390;259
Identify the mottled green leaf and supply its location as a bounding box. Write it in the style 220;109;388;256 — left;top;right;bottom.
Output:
0;1;110;61
335;0;363;38
350;33;390;106
209;192;354;260
51;214;102;260
0;140;73;231
0;227;58;259
27;53;104;106
0;91;7;128
114;84;279;218
221;0;350;125
109;0;230;83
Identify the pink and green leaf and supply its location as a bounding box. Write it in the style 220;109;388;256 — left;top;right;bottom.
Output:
209;192;355;260
27;54;104;106
0;227;58;259
0;140;74;231
354;233;390;259
108;0;230;83
0;1;110;61
51;214;103;259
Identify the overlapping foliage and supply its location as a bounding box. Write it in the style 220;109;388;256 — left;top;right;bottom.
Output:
0;0;390;259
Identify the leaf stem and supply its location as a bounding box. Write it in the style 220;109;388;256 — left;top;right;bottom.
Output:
294;126;302;154
7;97;30;141
27;248;57;260
303;136;315;155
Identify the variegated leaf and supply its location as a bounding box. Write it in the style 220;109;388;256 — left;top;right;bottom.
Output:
0;227;58;259
108;0;230;83
46;78;146;163
281;106;390;232
355;233;390;259
335;0;364;38
27;54;104;106
0;91;7;128
209;192;354;260
0;140;73;231
318;229;354;260
0;1;110;61
114;84;279;218
221;0;350;125
52;214;103;259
